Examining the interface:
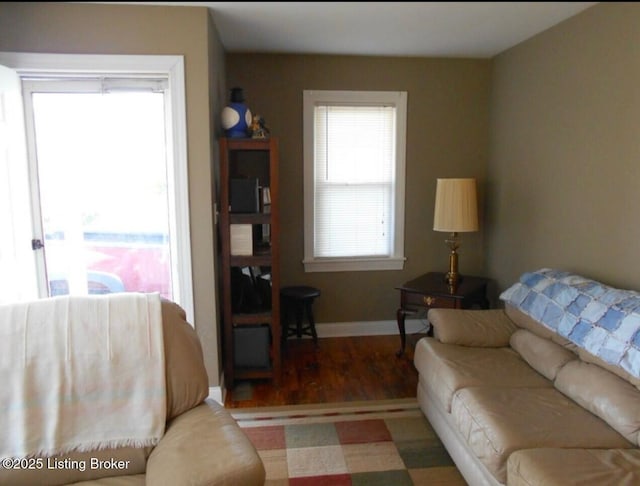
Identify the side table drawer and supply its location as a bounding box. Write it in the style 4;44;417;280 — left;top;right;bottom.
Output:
404;292;456;309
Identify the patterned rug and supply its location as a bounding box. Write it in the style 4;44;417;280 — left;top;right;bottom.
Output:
230;398;467;485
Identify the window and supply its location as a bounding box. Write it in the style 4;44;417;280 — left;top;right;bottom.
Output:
303;90;407;272
0;53;193;322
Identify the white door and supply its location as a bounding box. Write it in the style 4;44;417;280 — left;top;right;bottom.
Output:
0;54;193;321
0;65;39;303
24;80;175;299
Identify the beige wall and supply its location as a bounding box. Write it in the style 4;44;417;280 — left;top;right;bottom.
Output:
207;13;227;369
226;54;491;323
486;2;640;297
0;2;225;386
8;1;632;379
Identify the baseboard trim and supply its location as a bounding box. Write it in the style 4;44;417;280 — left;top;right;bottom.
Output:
316;318;427;338
209;385;223;404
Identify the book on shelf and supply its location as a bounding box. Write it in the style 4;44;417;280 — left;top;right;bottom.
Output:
230;178;259;213
260;187;271;244
230;224;253;256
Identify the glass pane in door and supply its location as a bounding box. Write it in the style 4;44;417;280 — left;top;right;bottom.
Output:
31;91;173;299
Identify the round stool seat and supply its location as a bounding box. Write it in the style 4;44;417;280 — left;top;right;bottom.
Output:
280;286;321;300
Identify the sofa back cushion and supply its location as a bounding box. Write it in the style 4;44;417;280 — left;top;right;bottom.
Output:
510;329;576;381
429;308;517;347
505;304;578;351
555;360;640;446
577;347;640;390
161;299;209;419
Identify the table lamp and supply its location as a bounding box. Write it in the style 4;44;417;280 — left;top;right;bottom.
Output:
433;178;478;289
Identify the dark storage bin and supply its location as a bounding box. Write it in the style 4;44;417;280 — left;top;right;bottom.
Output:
233;325;271;368
230;178;259;213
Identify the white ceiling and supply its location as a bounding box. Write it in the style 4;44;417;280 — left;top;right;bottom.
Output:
132;2;597;58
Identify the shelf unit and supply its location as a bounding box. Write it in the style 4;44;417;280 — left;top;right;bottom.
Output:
219;137;280;387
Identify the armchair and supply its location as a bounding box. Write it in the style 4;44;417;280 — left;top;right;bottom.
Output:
0;297;265;486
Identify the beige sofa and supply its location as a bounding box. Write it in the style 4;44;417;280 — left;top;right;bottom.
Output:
1;299;265;486
414;272;640;486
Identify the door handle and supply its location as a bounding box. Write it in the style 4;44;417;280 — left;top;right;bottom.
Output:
31;239;44;250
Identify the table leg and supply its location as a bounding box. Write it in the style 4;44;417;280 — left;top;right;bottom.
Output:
396;308;407;357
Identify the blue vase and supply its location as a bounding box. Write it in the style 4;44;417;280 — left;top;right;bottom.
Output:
221;88;252;138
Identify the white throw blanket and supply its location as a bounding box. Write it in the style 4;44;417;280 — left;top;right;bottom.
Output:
0;293;166;459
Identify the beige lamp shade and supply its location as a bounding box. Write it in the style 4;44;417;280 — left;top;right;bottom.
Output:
433;178;478;232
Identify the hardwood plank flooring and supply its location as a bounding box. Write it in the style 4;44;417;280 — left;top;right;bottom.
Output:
224;332;428;408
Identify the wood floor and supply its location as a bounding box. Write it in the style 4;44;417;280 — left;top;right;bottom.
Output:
224;332;428;408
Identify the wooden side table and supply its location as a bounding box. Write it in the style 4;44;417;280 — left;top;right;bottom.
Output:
395;272;490;356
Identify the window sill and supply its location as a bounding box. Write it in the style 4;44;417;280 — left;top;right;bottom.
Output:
303;256;406;273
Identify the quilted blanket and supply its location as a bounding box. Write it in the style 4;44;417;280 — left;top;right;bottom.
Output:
500;269;640;378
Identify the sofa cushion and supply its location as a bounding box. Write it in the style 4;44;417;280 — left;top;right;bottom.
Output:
0;448;149;486
505;303;578;351
428;308;517;347
414;337;551;412
161;299;209;419
73;476;145;485
555;360;640;445
146;400;266;486
577;347;640;390
510;329;576;381
508;448;640;486
451;387;632;483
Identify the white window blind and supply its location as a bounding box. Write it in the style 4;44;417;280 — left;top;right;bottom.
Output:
314;105;396;257
303;90;407;272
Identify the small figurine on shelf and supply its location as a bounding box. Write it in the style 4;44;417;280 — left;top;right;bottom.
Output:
250;114;270;139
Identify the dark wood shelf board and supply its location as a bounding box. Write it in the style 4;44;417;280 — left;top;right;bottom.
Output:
230;213;271;224
233;312;273;325
230;255;272;266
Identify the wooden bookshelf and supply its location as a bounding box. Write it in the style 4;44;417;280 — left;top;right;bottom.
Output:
219;137;280;387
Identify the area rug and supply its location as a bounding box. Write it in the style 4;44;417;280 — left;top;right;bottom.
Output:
230;398;466;485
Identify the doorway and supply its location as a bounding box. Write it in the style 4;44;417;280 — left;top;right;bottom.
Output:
25;83;172;298
0;53;193;320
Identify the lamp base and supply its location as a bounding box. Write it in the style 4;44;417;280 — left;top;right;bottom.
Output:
444;232;461;291
444;271;463;288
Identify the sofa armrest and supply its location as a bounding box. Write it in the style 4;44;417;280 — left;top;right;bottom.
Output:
146;400;265;486
428;308;517;347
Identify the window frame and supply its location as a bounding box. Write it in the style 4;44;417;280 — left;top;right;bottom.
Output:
0;52;194;322
302;89;407;272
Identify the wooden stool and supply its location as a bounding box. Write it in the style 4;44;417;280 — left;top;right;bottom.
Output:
280;286;321;346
